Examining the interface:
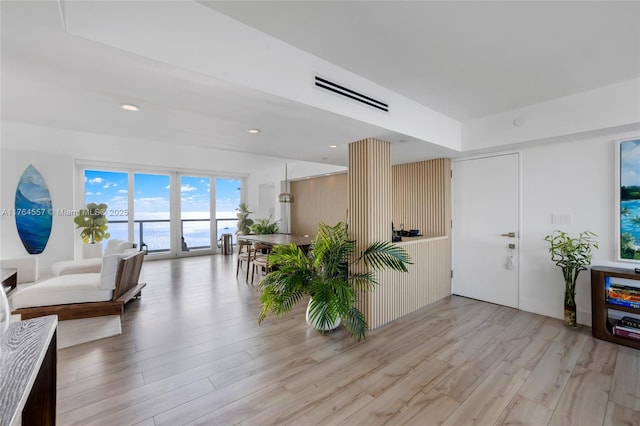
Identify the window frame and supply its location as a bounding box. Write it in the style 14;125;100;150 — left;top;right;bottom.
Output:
615;137;640;263
75;161;246;259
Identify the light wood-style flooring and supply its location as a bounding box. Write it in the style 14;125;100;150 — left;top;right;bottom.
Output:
57;255;640;425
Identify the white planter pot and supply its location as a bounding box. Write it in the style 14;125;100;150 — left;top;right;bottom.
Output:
82;243;103;259
305;298;341;331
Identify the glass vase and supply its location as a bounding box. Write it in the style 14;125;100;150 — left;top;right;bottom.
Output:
564;289;577;327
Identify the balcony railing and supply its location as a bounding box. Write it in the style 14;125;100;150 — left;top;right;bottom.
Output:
108;218;238;253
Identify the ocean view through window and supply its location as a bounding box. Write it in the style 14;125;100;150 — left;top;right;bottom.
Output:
82;168;242;256
215;178;241;245
84;169;129;244
134;173;170;252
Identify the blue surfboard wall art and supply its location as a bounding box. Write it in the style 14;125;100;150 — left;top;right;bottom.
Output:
15;165;53;254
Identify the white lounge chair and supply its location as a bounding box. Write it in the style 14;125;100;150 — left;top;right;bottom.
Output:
11;250;145;321
51;239;136;276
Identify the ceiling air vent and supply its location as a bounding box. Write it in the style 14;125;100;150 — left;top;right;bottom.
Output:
314;75;389;112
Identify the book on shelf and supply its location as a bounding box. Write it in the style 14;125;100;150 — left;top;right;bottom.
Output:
613;325;640;340
608;285;640;301
607;276;640;289
607;298;640;310
605;276;640;309
620;316;640;329
607;308;640;321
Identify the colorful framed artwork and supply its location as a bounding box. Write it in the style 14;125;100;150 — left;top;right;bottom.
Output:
617;138;640;262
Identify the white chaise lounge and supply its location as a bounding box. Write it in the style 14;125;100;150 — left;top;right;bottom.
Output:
0;255;39;284
51;239;136;276
11;250;145;320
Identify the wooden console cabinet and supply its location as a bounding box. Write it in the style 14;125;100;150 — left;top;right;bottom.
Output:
0;315;57;425
591;266;640;350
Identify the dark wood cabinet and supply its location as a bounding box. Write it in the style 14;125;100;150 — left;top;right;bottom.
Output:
591;266;640;350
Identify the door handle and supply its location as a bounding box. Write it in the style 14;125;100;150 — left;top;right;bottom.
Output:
501;232;516;238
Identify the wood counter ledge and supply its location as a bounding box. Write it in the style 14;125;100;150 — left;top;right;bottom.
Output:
0;315;57;426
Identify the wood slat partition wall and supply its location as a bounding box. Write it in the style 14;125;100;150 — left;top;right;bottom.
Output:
348;139;452;330
290;173;348;237
348;138;392;325
372;237;451;327
392;158;452;237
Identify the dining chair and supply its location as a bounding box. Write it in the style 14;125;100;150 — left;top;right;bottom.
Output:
236;239;254;284
250;242;272;286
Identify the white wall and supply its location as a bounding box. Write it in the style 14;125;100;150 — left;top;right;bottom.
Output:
458;76;640;325
1;121;338;274
513;129;638;325
463;78;640;151
1;148;75;272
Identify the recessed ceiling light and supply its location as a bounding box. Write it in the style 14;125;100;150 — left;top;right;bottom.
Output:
329;144;338;148
121;103;140;111
248;128;260;134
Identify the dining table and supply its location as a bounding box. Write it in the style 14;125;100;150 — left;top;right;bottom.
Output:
239;233;314;248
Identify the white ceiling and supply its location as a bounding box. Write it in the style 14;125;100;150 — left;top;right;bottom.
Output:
1;1;638;170
204;1;640;121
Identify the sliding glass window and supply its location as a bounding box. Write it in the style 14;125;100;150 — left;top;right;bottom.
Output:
180;175;211;252
83;169;129;247
134;173;171;253
215;178;241;245
80;167;243;257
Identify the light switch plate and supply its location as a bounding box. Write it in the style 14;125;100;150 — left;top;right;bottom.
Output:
552;213;572;225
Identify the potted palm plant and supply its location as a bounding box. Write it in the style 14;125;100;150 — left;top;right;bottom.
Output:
544;230;598;327
235;203;254;235
74;202;110;244
249;216;280;234
258;222;412;340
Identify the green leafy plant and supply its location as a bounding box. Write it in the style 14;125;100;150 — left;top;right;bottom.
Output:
249;216;279;234
236;203;254;235
258;221;412;340
74;202;110;244
544;230;598;326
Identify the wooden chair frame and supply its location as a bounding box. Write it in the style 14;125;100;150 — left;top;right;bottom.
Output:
250;243;272;285
236;239;255;284
13;251;146;321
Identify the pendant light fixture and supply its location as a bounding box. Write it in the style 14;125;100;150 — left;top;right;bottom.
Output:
278;163;295;203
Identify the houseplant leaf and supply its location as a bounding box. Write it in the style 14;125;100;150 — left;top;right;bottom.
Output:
258;221;412;340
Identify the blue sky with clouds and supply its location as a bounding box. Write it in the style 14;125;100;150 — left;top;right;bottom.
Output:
84;170;240;218
621;139;640;187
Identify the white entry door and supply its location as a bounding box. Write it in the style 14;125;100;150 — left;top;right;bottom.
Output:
452;154;519;308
